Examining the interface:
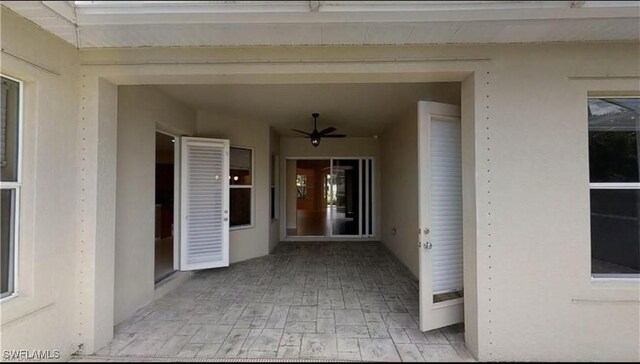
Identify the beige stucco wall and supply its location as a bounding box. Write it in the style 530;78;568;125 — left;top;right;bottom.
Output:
1;7;639;360
0;8;81;359
115;86;197;325
474;44;639;361
380;110;419;278
196;112;271;263
279;137;382;239
379;84;462;279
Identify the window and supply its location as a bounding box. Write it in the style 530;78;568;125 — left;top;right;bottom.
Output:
230;147;252;228
1;76;21;299
296;175;307;199
588;97;640;278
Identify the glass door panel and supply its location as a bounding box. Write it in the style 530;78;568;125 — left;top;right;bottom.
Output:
331;159;360;236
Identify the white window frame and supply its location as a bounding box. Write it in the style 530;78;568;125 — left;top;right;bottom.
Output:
0;74;23;301
229;145;254;230
588;96;640;280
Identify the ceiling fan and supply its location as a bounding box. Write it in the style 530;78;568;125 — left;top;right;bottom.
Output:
292;113;346;147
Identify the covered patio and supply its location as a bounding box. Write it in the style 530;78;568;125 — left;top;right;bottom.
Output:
85;242;471;362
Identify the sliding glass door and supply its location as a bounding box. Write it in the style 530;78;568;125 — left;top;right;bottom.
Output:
287;157;374;238
331;159;360;236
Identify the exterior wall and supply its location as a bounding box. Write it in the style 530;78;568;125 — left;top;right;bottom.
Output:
269;127;281;252
0;8;81;359
196;112;271;263
1;8;638;360
476;44;639;361
279;137;381;239
460;74;479;356
380;110;419;278
114;86;196;325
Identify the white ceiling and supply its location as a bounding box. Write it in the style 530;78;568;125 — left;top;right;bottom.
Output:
2;1;639;48
155;82;461;137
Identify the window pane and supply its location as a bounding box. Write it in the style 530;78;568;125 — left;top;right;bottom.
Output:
368;159;373;236
1;77;20;182
271;186;275;220
331;159;360;235
1;189;15;297
230;147;252;185
588;98;640;183
590;189;640;275
230;188;251;226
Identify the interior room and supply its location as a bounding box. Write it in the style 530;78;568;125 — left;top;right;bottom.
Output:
287;159;331;236
154;131;176;282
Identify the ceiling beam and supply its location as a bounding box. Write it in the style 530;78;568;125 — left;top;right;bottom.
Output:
69;1;639;26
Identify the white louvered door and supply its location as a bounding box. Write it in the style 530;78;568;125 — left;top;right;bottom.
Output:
180;137;230;271
418;101;464;331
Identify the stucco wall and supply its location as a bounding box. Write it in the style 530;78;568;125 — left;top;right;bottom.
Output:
473;43;639;361
380;110;419;278
0;8;81;359
115;86;197;325
1;8;639;360
196;112;271;263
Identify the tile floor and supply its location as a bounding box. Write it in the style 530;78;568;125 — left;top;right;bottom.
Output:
82;242;474;362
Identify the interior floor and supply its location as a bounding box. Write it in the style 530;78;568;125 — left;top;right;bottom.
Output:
95;241;472;362
286;207;361;237
288;209;330;236
155;237;175;282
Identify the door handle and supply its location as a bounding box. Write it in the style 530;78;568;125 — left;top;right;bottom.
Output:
424;242;433;250
224;217;228;222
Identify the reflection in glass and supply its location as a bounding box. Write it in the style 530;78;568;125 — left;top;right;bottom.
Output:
230;188;251;226
588;98;640;183
590;189;640;274
331;159;360;235
230;147;252;185
368;159;373;236
296;175;307;199
1;77;20;182
1;189;14;297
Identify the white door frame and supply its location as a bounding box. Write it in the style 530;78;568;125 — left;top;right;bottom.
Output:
418;100;464;331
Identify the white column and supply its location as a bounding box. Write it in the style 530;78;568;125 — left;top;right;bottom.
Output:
75;75;118;354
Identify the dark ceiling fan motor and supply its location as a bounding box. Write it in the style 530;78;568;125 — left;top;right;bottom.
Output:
291;112;346;147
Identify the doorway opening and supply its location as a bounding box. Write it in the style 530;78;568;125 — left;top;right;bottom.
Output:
285;157;375;238
155;131;176;283
288;159;331;236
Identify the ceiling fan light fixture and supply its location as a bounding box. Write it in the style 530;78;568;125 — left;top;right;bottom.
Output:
290;112;345;147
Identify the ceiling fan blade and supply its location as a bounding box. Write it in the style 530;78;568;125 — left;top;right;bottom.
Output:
318;127;337;135
322;134;346;138
291;129;311;136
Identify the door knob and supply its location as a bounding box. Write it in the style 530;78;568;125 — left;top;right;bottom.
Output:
224;217;228;222
424;242;433;250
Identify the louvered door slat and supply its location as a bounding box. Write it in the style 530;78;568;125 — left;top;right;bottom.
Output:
430;117;463;294
180;137;229;271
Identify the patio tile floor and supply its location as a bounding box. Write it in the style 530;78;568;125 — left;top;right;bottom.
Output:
79;241;473;362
